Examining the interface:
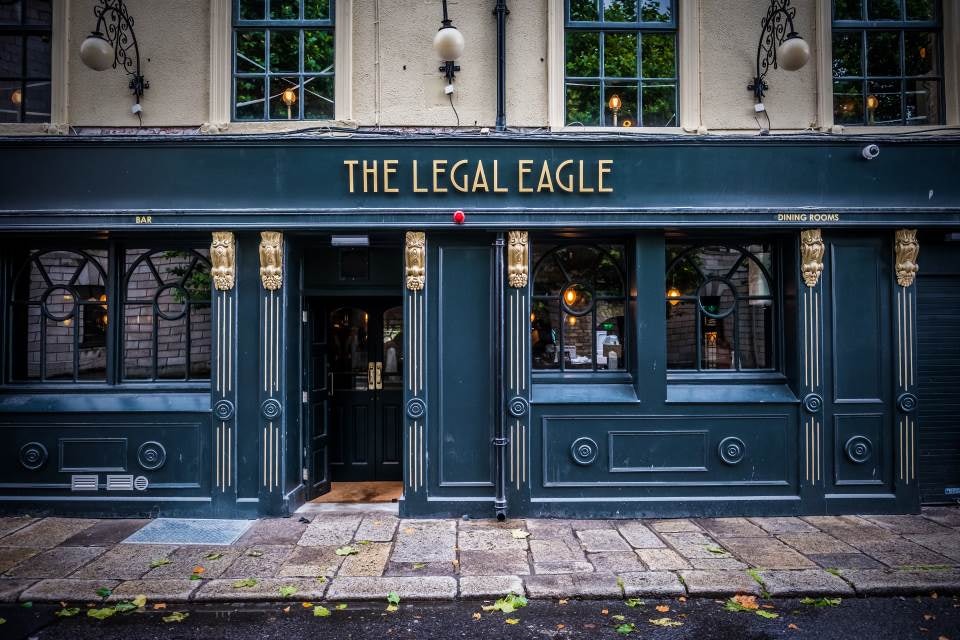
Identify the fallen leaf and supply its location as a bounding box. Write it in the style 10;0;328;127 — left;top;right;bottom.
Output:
87;607;116;620
615;622;636;634
510;529;530;539
205;552;223;560
21;602;32;608
601;608;609;615
611;614;626;621
192;566;205;574
788;623;800;630
189;574;203;581
278;585;298;598
505;618;520;625
149;558;172;568
358;540;372;545
246;550;264;558
335;546;358;556
302;602;314;608
313;606;331;617
678;596;687;603
755;610;779;619
556;624;565;630
761;604;775;609
732;595;759;610
95;587;112;599
153;603;167;610
472;612;481;620
316;576;327;584
386;604;399;613
132;594;147;608
656;604;670;613
625;598;644;608
799;597;841;607
924;614;936;621
162;612;189;623
558;599;568;605
649;617;683;627
54;607;81;618
481;593;527;614
335;604;348;610
932;593;939;599
705;545;727;555
0;619;4;625
412;563;426;570
232;578;258;589
283;606;291;613
387;592;401;605
113;601;137;613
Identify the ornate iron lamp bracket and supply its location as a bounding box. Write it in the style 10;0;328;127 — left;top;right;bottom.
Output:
90;0;149;103
747;0;799;101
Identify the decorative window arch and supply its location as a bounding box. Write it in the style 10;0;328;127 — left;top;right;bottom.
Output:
531;243;628;372
665;243;776;371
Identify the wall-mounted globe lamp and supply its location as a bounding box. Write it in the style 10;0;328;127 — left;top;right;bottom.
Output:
433;0;465;85
79;0;149;121
666;287;682;306
866;94;878;124
281;87;297;119
607;94;622;127
746;0;810;103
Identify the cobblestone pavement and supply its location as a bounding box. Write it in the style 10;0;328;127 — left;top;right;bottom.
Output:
0;508;958;604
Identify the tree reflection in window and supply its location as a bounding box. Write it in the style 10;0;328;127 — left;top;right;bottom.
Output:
532;243;627;372
666;243;775;371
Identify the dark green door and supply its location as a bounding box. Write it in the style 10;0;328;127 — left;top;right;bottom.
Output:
304;299;331;500
327;298;404;482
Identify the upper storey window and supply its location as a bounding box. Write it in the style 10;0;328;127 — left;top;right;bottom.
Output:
565;0;678;127
832;0;943;126
233;0;335;121
0;0;52;123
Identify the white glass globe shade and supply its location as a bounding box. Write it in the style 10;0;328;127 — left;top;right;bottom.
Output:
433;26;465;61
777;35;810;72
80;34;114;71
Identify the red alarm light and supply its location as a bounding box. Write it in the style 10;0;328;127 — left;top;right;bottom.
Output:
453;210;466;224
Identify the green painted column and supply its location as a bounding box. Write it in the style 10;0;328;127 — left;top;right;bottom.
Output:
798;229;826;508
893;229;921;512
505;231;532;512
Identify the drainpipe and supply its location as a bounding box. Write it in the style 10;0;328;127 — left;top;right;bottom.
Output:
493;0;509;131
493;233;508;520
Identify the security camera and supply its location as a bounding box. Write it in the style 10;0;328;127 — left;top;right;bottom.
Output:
861;144;880;160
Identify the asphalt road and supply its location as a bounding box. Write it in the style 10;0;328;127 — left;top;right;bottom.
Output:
2;596;958;639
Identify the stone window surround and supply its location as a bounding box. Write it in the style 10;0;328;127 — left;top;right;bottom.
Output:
206;0;353;133
816;0;960;131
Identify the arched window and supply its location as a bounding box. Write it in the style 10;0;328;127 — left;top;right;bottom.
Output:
531;243;628;372
666;243;775;371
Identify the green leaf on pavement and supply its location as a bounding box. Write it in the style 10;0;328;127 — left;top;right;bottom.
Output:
132;594;147;608
113;601;137;613
625;598;645;608
0;618;5;625
648;617;683;627
335;603;348;610
505;618;520;624
358;540;372;545
335;546;358;556
482;592;527;614
754;609;779;619
87;607;117;620
387;592;401;605
278;585;298;598
705;545;726;555
162;612;189;623
149;558;172;568
313;605;331;617
615;622;636;634
611;614;626;621
95;587;112;598
20;601;32;608
189;574;203;580
412;563;426;570
232;578;258;589
54;607;81;618
800;597;841;607
205;552;224;560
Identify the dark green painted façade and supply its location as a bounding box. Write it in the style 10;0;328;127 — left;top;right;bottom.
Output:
0;133;956;519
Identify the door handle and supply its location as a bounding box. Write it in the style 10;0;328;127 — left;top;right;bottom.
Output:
368;362;376;390
327;372;333;397
375;361;383;390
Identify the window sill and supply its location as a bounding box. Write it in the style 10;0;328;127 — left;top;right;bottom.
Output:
0;390;210;413
550;125;688;135
666;382;798;405
532;380;639;404
207;119;357;134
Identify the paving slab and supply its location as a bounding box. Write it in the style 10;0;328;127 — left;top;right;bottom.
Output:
235;517;310;546
688;557;749;571
194;577;328;601
298;514;362;547
636;548;691;570
720;537;816;569
679;570;761;596
221;545;294;578
576;529;631;552
802;516;897;544
525;520;577;542
277;546;343;578
0;517;97;549
458;575;524;598
904;533;960;563
697;518;767;538
748;517;818;534
587;551;645;573
777;533;858;555
460;549;530;576
0;517;37;539
853;538;956;568
617;571;686;597
390;520;456;563
841;569;960;595
862;515;952;535
808;553;887;570
325;576;457;600
70;544;180;580
354;515;399;542
458;518;526;530
458;528;528;552
0;546;41;573
757;569;855;596
338;543;392;577
660;532;731;560
5;546;105;579
107;578;200;603
144;545;241;579
524;571;621;598
530;538;586;563
922;507;960;528
0;578;36;602
19;578;120;603
385;561;457;577
615;522;665;548
650;519;702;533
61;520;150;547
532;561;595;575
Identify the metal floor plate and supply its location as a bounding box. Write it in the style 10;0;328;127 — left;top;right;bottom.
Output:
123;518;253;545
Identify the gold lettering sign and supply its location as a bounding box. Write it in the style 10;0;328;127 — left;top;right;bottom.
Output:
342;159;615;195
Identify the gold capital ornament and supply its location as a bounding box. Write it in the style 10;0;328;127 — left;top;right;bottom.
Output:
259;231;283;290
405;231;425;291
210;231;235;291
507;231;529;288
894;229;919;287
800;229;825;287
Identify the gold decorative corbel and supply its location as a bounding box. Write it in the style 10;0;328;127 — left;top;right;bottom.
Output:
259;231;283;290
210;231;235;291
405;231;425;291
800;229;825;287
895;229;919;287
507;231;529;288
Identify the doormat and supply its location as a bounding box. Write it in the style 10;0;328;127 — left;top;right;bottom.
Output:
122;518;252;545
